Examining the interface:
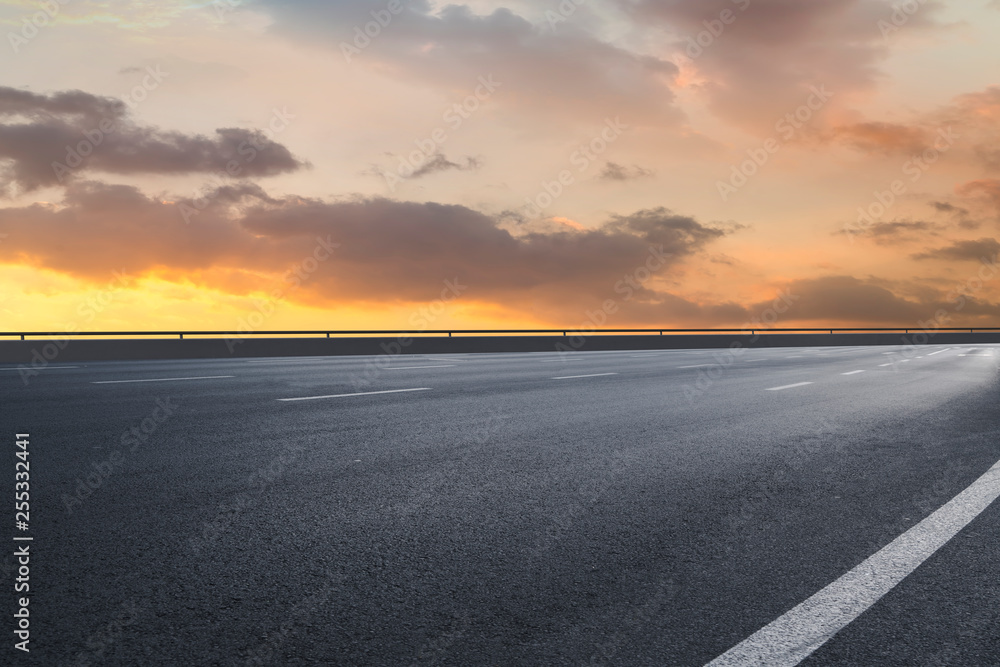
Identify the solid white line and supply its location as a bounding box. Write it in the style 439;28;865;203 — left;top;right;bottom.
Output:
92;376;234;384
245;357;329;363
927;348;950;356
0;366;79;370
540;358;584;363
841;370;865;376
552;373;618;380
765;382;813;391
384;365;456;370
278;388;431;402
705;458;1000;667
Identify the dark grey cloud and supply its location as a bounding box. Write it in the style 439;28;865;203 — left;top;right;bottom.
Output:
931;201;968;215
0;86;306;193
749;275;1000;324
599;161;655;181
5;178;996;326
0;182;730;310
848;220;940;245
410;153;481;179
913;238;1000;262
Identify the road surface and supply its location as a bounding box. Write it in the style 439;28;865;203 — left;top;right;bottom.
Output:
2;344;998;665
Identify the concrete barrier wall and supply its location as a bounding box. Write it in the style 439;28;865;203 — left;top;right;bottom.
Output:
2;332;999;364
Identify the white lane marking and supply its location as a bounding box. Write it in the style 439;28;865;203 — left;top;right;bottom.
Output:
92;376;234;384
245;357;329;363
384;365;456;370
0;366;79;370
278;388;431;402
927;348;951;356
879;363;893;367
705;458;1000;667
765;382;814;391
785;355;804;359
678;364;714;369
552;373;619;380
539;358;584;363
841;370;865;376
959;354;995;357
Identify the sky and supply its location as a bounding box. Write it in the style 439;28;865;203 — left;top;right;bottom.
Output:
1;0;1000;332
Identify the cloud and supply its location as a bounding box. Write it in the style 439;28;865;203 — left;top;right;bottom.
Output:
410;153;481;179
618;0;947;133
851;219;940;244
3;180;997;325
931;201;968;216
259;1;682;125
749;275;1000;324
827;121;931;154
913;238;1000;262
0;86;306;194
957;179;1000;217
599;161;656;181
824;85;1000;169
0;182;730;310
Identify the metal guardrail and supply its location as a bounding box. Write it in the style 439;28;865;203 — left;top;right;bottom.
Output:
1;328;999;340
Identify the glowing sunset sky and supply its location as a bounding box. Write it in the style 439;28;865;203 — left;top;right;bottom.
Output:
2;0;1000;331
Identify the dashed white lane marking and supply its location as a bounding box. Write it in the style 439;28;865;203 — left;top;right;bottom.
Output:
92;376;234;384
927;348;951;356
384;365;456;370
552;373;619;380
879;363;893;367
765;382;814;391
278;388;431;402
841;370;865;376
705;458;1000;667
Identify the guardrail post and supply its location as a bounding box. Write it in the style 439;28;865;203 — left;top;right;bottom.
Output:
20;334;24;341
179;333;184;340
326;333;330;338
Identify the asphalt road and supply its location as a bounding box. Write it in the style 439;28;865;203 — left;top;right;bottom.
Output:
2;344;999;666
